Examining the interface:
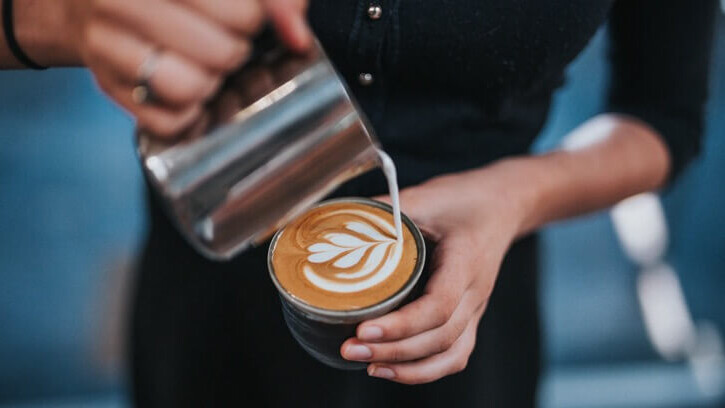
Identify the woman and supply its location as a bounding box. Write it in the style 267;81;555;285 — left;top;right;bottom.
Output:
2;0;717;406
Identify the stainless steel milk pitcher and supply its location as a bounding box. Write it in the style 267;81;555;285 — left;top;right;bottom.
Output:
136;30;381;260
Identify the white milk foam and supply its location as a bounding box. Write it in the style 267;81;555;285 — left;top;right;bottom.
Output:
303;209;402;293
377;150;404;244
302;150;405;294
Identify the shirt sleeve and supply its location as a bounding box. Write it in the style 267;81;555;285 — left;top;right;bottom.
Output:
606;0;718;182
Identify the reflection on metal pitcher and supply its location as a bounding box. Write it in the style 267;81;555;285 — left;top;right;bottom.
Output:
136;33;381;260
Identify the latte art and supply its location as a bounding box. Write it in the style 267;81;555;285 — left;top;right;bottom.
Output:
304;208;403;293
271;201;418;310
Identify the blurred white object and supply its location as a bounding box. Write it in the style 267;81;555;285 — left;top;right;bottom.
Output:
611;193;668;267
689;321;725;397
561;121;725;398
560;119;613;151
607;184;725;398
637;264;697;360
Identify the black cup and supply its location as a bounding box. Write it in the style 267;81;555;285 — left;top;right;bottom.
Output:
268;198;426;369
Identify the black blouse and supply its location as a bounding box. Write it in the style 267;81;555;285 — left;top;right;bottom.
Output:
307;0;717;191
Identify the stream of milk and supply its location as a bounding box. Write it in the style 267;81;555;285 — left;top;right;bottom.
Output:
376;150;403;243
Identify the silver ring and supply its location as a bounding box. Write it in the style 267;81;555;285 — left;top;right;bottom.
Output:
132;49;161;105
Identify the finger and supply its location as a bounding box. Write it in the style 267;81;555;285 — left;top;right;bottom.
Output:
176;0;265;35
367;312;480;385
371;187;439;239
91;65;202;137
85;22;222;107
369;194;435;241
94;0;251;71
342;288;484;363
264;0;312;52
357;238;472;342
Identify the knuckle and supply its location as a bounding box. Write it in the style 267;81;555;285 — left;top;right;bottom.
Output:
430;310;447;329
89;70;109;91
395;320;413;339
204;76;223;98
84;23;104;54
454;357;469;373
388;346;404;362
214;42;250;71
477;276;495;298
97;79;114;95
134;113;154;133
236;2;265;33
91;0;112;14
144;114;178;138
382;312;407;338
196;75;221;101
175;73;215;103
154;121;179;138
167;88;196;106
93;74;124;106
440;331;459;351
396;374;420;385
432;301;455;327
249;10;266;33
413;373;438;385
92;0;124;19
451;317;469;340
394;369;437;385
289;0;309;12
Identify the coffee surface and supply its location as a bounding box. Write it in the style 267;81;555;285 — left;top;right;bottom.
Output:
271;201;418;311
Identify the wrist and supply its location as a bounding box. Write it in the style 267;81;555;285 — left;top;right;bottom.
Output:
12;0;82;67
482;155;565;238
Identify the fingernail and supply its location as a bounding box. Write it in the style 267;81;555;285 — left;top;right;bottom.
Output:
344;344;372;361
369;366;396;380
358;326;383;341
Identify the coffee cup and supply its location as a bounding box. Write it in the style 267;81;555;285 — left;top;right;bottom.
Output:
267;197;426;369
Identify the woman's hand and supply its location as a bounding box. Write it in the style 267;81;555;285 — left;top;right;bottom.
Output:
338;115;671;384
340;162;533;384
66;0;310;136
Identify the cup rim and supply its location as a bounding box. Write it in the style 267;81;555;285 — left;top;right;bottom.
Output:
267;197;426;324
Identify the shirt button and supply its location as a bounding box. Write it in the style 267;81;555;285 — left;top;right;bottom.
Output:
358;72;374;86
367;4;383;20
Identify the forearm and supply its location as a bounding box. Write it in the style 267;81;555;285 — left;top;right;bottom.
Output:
494;114;671;237
1;0;81;68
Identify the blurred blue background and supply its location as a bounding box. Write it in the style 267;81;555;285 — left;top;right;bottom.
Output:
1;12;724;408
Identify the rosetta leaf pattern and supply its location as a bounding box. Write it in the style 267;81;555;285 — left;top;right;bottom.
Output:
306;221;393;269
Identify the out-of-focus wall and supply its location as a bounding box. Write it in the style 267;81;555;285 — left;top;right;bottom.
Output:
0;69;144;404
537;13;725;408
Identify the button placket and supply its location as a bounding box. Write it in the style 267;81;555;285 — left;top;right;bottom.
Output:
356;1;385;88
346;0;395;124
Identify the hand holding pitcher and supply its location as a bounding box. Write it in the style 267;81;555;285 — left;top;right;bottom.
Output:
68;0;311;136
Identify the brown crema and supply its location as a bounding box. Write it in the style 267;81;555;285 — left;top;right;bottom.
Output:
271;201;418;311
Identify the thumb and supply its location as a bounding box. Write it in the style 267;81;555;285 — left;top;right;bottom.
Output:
371;194;392;205
264;0;312;52
371;188;434;236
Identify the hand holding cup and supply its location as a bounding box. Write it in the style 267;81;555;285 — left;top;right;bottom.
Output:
340;166;528;384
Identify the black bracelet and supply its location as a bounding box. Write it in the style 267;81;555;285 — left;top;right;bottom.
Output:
2;0;46;69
